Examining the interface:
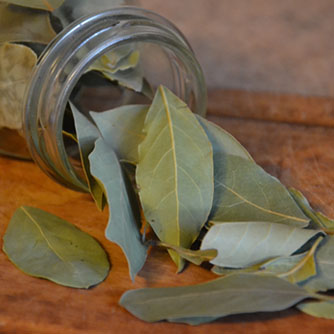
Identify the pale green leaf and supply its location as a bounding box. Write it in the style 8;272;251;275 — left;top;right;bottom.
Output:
0;42;37;130
289;188;334;232
0;3;56;44
89;137;147;280
53;0;125;28
196;115;254;162
90;104;148;164
210;154;309;227
119;273;312;324
71;104;105;211
2;206;110;289
201;222;322;268
1;0;64;10
136;86;214;270
297;300;334;319
301;236;334;292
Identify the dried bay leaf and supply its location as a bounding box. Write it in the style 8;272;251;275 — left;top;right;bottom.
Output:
289;188;334;232
1;0;64;11
90;104;148;164
89;137;147;280
2;206;110;289
119;273;312;324
90;50;140;75
297;300;334;320
0;3;56;44
196;115;254;162
200;222;323;268
260;236;323;283
301;236;334;292
210;154;309;227
136;86;214;270
0;42;37;130
71;104;105;211
152;240;217;266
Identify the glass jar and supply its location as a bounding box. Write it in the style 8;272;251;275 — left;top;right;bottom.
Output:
19;7;206;191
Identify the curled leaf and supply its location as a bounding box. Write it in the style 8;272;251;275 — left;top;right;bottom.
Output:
301;236;334;292
260;235;323;283
3;206;110;289
200;222;323;268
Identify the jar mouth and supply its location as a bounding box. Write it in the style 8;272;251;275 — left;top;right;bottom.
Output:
24;6;207;191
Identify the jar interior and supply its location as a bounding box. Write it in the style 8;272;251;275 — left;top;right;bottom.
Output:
63;41;199;181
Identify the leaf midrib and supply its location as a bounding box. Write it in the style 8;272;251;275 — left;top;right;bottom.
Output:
219;183;309;224
160;87;180;244
125;286;308;307
22;207;75;268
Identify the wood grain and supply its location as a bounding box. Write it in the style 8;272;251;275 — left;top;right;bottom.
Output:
1;90;334;333
208;89;334;127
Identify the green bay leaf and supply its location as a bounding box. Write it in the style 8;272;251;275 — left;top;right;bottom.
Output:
89;137;147;280
90;104;148;164
2;206;110;289
210;154;309;226
196;115;254;162
0;3;56;44
301;236;334;292
71;104;105;211
200;222;322;268
136;86;214;270
297;300;334;319
1;0;64;11
260;237;322;284
119;273;312;324
90;50;140;75
0;42;37;130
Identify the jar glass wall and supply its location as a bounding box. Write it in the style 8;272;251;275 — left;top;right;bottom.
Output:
23;7;207;191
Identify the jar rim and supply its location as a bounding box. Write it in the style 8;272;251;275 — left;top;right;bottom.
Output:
24;6;207;191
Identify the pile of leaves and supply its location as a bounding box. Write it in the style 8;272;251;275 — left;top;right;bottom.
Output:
3;85;334;324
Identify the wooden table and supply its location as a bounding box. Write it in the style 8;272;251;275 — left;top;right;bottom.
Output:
1;90;334;333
